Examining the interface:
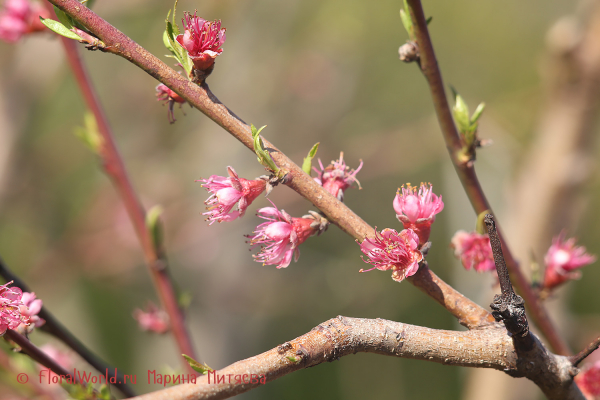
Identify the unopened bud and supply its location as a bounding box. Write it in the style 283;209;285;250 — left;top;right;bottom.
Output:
399;42;419;63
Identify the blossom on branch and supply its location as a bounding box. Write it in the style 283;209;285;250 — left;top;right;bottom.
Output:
450;230;495;272
197;167;267;225
156;84;186;124
0;281;27;335
542;232;596;291
177;12;226;72
133;302;169;334
313;152;363;201
575;361;600;399
358;228;423;282
247;202;324;269
18;291;45;333
393;183;444;245
0;0;48;43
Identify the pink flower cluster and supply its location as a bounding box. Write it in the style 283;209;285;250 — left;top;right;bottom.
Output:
0;282;27;334
247;202;319;269
19;291;45;333
197;167;267;225
0;0;48;43
177;12;226;71
393;183;444;245
450;230;495;273
543;233;596;291
359;228;423;282
314;153;363;201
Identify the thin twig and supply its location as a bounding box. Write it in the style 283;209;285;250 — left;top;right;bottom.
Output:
4;330;80;384
0;256;136;397
569;336;600;367
43;2;198;372
43;0;495;331
405;0;569;355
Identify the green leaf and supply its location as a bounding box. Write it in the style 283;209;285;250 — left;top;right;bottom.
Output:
399;9;413;40
163;30;175;53
452;93;470;133
470;102;485;125
53;6;74;29
302;142;320;175
182;354;213;375
286;356;299;363
74;111;103;153
172;0;180;35
164;18;193;78
146;205;164;254
426;16;433;25
251;124;279;173
39;17;83;41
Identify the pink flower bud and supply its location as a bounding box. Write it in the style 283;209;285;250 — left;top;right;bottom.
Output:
575;361;600;399
542;232;596;291
313;152;362;201
450;230;495;272
394;183;444;245
358;228;423;282
156;84;186;124
133;302;169;334
197;167;267;225
246;201;320;269
176;12;226;72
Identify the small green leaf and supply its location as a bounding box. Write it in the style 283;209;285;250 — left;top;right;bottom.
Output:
302;142;320;175
146;205;164;254
172;0;180;35
475;210;491;235
470;102;485;125
178;291;192;310
399;9;413;40
452;93;470;133
286;356;299;363
182;354;213;375
98;385;111;400
251;124;279;173
426;16;433;25
74;111;103;153
39;17;83;41
163;30;175;53
53;6;74;29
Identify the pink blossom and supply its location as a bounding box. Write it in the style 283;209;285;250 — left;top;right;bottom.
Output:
247;202;319;269
18;291;45;333
176;12;226;71
197;167;267;225
450;230;495;272
0;281;27;335
156;84;186;124
0;0;48;43
576;361;600;399
543;232;596;291
393;183;444;245
358;228;423;282
133;302;169;334
313;152;362;201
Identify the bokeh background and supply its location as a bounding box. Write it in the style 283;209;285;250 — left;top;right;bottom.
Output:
0;0;599;399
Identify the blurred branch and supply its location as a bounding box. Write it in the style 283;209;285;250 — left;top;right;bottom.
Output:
0;256;136;397
43;0;496;332
128;316;583;400
506;1;600;281
405;0;570;355
42;3;198;372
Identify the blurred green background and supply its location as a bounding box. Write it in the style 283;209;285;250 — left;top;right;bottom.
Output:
0;0;598;399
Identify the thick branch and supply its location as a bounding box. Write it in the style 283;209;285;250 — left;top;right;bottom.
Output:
131;317;515;400
127;317;582;400
44;3;198;371
405;0;569;355
43;0;495;330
